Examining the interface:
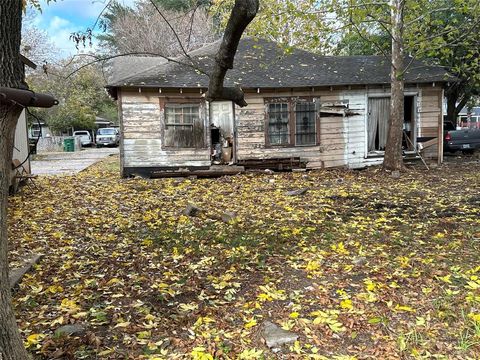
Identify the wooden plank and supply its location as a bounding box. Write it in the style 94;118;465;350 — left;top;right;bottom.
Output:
9;254;43;289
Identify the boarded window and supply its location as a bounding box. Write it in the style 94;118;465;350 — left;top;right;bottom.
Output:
164;104;204;148
295;102;316;145
268;103;290;145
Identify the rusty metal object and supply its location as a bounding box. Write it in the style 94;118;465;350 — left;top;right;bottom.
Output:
0;87;58;108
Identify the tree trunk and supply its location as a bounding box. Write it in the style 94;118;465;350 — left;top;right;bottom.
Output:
206;0;259;107
445;89;458;125
0;106;30;360
0;1;31;359
445;82;470;126
383;0;405;171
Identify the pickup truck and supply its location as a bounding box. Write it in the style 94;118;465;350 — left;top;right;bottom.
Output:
444;122;480;153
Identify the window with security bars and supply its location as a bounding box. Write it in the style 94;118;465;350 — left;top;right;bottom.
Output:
266;99;318;147
164;104;203;148
268;103;290;145
295;102;316;145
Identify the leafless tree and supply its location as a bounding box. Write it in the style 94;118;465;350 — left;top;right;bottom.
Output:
21;11;59;67
101;0;216;57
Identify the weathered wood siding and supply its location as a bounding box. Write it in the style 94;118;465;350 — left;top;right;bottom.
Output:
418;86;443;158
118;84;443;172
236;89;366;168
235;84;442;168
120;89;210;168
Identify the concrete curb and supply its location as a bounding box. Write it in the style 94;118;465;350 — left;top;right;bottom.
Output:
9;254;43;289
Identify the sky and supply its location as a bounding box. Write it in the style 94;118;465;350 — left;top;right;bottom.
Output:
28;0;136;57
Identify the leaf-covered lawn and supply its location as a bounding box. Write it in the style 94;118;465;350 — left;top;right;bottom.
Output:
9;157;480;359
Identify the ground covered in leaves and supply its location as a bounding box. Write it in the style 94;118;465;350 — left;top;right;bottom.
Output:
8;157;480;359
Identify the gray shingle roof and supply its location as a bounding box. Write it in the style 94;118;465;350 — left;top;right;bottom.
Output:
106;37;453;89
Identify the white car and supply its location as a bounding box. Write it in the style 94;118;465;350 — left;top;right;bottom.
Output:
96;128;120;147
73;130;92;147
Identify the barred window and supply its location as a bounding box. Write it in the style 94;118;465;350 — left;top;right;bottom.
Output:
265;99;318;147
268;103;289;145
295;102;316;145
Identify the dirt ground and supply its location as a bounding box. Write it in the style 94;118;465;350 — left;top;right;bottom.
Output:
8;156;480;359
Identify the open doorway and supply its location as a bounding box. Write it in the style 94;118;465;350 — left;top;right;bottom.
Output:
367;95;416;153
402;96;416;151
209;101;235;164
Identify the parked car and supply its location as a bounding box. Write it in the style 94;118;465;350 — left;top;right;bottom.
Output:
96;127;120;147
73;130;92;147
444;121;480;153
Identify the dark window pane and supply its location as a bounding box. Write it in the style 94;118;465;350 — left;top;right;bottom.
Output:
268;103;289;145
164;104;202;147
295;102;316;145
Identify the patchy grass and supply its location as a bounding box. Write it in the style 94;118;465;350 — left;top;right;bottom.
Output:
8;157;480;359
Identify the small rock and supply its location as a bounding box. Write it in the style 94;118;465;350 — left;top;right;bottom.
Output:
221;211;237;223
173;178;185;186
352;257;367;266
160;338;171;349
269;179;275;184
183;203;201;216
262;321;298;348
349;273;367;282
264;169;274;174
336;178;344;183
55;324;86;337
285;188;308;196
391;170;401;179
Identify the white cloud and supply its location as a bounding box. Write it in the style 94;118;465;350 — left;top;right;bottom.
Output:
49;16;71;31
29;0;138;58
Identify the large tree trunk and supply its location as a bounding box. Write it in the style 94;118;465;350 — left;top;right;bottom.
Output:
0;1;31;359
445;83;469;125
206;0;259;107
383;0;405;171
445;89;458;125
0;106;29;360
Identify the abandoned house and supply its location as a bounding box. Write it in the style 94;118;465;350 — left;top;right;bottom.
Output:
106;38;452;177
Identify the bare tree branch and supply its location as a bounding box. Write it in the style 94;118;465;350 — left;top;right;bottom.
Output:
65;51;210;80
206;0;259;107
148;0;192;61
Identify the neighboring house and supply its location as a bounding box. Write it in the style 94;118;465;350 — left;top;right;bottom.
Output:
458;107;480;129
106;38;452;177
29;121;52;139
95;116;115;129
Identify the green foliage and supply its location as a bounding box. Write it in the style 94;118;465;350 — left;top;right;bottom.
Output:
28;62;117;133
210;0;333;54
331;0;480;116
406;0;480;108
333;31;390;56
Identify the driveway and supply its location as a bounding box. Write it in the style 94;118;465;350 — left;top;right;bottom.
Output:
31;147;118;176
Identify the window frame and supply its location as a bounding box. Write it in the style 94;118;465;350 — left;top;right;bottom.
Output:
160;98;205;149
264;97;320;148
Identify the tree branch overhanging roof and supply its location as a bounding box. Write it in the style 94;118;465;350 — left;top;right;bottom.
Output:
106;37;455;92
